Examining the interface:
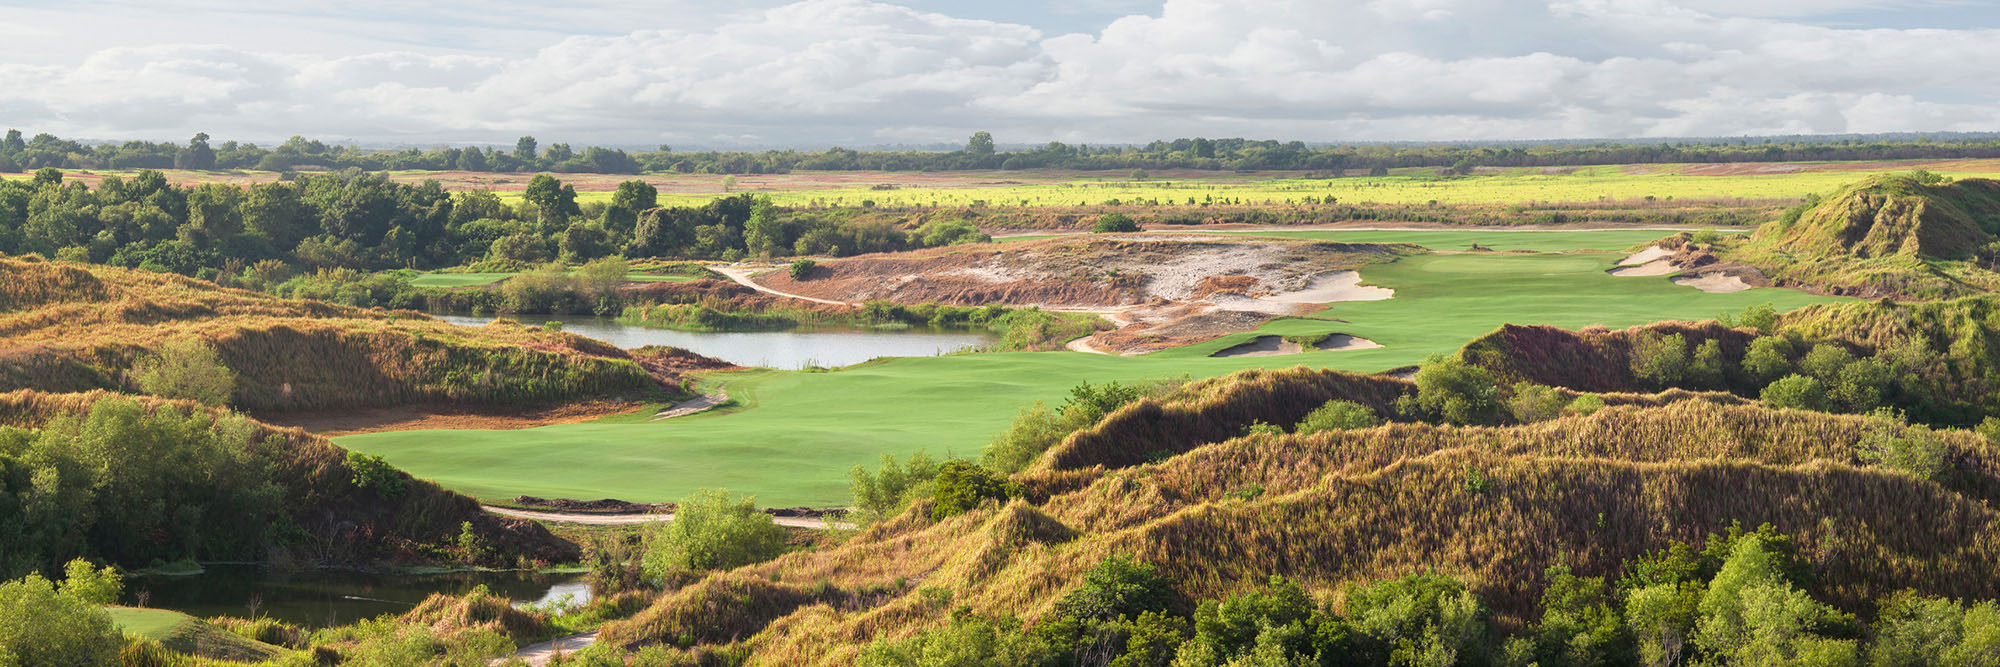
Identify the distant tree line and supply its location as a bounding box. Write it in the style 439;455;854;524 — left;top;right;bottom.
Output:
0;168;988;283
9;128;2000;176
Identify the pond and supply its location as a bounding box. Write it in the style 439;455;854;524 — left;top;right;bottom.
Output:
430;313;995;369
123;566;590;629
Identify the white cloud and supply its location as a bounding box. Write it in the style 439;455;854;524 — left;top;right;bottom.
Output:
0;0;1997;145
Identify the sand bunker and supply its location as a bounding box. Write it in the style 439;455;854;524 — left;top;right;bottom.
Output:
1673;273;1751;294
1618;246;1672;266
1259;271;1394;303
1608;259;1678;277
1209;333;1381;358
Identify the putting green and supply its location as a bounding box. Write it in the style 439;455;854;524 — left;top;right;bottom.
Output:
341;230;1842;507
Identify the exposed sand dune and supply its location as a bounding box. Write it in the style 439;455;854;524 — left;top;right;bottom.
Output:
1618;246;1672;266
1608;259;1678;277
1673;273;1752;294
1319;333;1384;351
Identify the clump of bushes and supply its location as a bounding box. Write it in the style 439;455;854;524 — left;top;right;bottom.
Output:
1294;399;1381;434
641;489;788;579
789;258;817;279
1092;213;1141;233
131;337;237;407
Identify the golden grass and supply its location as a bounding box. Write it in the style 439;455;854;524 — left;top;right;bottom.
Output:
586;368;2000;664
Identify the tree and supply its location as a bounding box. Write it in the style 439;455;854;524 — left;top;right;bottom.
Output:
176;132;216;170
0;129;24;156
641;489;787;577
1694;536;1859;664
967;131;996;156
131;337;237;407
1530;566;1628;667
57;559;121;605
1507;382;1569;423
514;136;538;161
1856;410;1946;480
1688;339;1727;388
849;452;942;522
606;180;658;236
1295;399;1382;434
1800;343;1855;382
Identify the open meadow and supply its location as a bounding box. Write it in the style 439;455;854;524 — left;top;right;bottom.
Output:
339;229;1840;506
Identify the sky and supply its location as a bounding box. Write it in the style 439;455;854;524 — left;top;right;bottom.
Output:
3;0;1999;148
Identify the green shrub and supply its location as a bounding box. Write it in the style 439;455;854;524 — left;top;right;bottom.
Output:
857;609;1056;667
1345;573;1486;666
849;451;942;522
1694;536;1859;664
1295;400;1382;434
131;337;237;406
57;559;120;605
1688;339;1728;388
1830;358;1890;414
1868;592;2000;667
1742;336;1797;385
1529;566;1629;667
1721;303;1780;334
1856;410;1946;480
929;460;1014;521
1239;420;1283;437
642;489;787;578
1800;343;1856;382
0;572;121;666
346;451;407;498
1761;374;1828;412
1402;354;1505;425
789;258;816;279
1054;556;1180;623
916;219;991;247
1630;332;1690;388
1093;213;1140;233
1507;382;1568;423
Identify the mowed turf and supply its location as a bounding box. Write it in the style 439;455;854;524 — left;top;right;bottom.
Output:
339;231;1843;507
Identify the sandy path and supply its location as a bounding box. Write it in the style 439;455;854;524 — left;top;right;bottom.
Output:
994;224;1713;239
484;506;851;530
710;266;854;305
498;632;597;667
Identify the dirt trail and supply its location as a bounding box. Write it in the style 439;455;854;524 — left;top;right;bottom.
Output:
993;223;1713;238
483;506;852;530
710;265;853;305
498;632;597;667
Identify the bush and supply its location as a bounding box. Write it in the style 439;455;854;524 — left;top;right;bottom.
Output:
858;610;1056;667
1868;592;2000;666
1856;410;1946;480
641;489;787;577
789;258;817;279
1295;400;1382;434
930;460;1014;521
849;451;942;522
1742;336;1797;385
916;219;991;247
1688;339;1728;388
1344;573;1486;666
1630;332;1690;388
0;573;121;666
1529;566;1628;667
58;559;121;605
1799;343;1855;382
1054;556;1180;622
346;451;407;498
1401;354;1505;425
1507;382;1568;423
1694;536;1859;664
1761;374;1828;412
1092;213;1140;233
131;337;237;406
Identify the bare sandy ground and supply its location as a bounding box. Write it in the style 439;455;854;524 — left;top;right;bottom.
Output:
260;400;649;436
1320;333;1385;351
484;506;851;530
1209;333;1382;358
650;393;728;421
711;265;853;305
1674;273;1752;293
1618;246;1672;266
1609;259;1679;277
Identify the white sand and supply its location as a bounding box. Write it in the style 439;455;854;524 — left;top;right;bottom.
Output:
1673;273;1751;294
1259;271;1394;303
1209;333;1381;357
1608;259;1677;277
1618;246;1672;266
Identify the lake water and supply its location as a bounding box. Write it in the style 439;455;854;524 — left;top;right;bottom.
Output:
430;313;994;369
124;566;590;628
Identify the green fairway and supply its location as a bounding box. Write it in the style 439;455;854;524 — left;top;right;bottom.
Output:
1207;228;1735;252
408;271;700;288
109;607;191;639
340;230;1843;507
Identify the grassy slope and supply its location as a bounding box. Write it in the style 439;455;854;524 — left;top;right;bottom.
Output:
109;607;289;662
1725;176;2000;298
589;374;2000;662
340;231;1842;506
